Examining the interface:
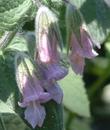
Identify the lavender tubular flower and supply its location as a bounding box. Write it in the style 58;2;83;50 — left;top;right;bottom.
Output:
15;53;51;128
38;32;51;63
24;102;45;128
37;64;64;104
35;6;62;64
66;3;99;75
39;63;68;81
45;64;68;81
35;6;68;80
80;25;98;58
18;74;50;128
42;80;63;104
34;6;68;112
18;74;51;107
47;82;63;104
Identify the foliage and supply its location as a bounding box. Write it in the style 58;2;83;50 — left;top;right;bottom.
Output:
59;68;90;117
0;0;110;130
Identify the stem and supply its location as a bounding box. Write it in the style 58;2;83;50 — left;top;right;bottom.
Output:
64;106;76;130
32;0;42;7
34;101;64;130
65;112;74;130
0;30;17;49
0;114;7;130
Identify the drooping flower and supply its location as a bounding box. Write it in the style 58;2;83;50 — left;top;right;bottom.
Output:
18;74;51;128
39;63;68;81
38;64;64;104
80;24;98;58
15;53;51;128
24;101;45;128
35;6;68;79
66;3;99;74
69;51;85;75
42;80;63;104
17;74;51;107
69;27;98;74
35;6;62;64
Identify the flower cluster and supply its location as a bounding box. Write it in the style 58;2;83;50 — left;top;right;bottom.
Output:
15;2;99;129
15;53;67;128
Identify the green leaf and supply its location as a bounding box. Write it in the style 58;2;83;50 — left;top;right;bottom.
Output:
0;31;17;49
105;35;110;55
0;0;24;13
70;118;91;130
59;68;90;117
0;101;31;130
70;0;110;43
102;84;110;104
0;0;35;33
0;100;15;114
0;53;31;130
104;0;110;7
0;54;19;111
6;35;28;52
104;35;110;58
0;114;31;130
105;41;110;53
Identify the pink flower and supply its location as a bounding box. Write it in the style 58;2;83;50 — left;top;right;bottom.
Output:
69;52;85;75
35;6;68;78
37;30;68;79
38;31;52;63
35;6;62;64
69;24;98;75
37;31;59;64
80;25;98;58
66;3;99;75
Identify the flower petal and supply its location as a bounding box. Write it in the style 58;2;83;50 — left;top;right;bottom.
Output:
44;81;63;104
19;74;51;104
70;32;83;55
38;32;51;63
24;102;46;128
69;53;85;75
42;64;68;81
80;29;98;58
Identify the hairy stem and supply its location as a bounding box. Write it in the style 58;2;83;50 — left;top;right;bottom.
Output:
0;114;7;130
